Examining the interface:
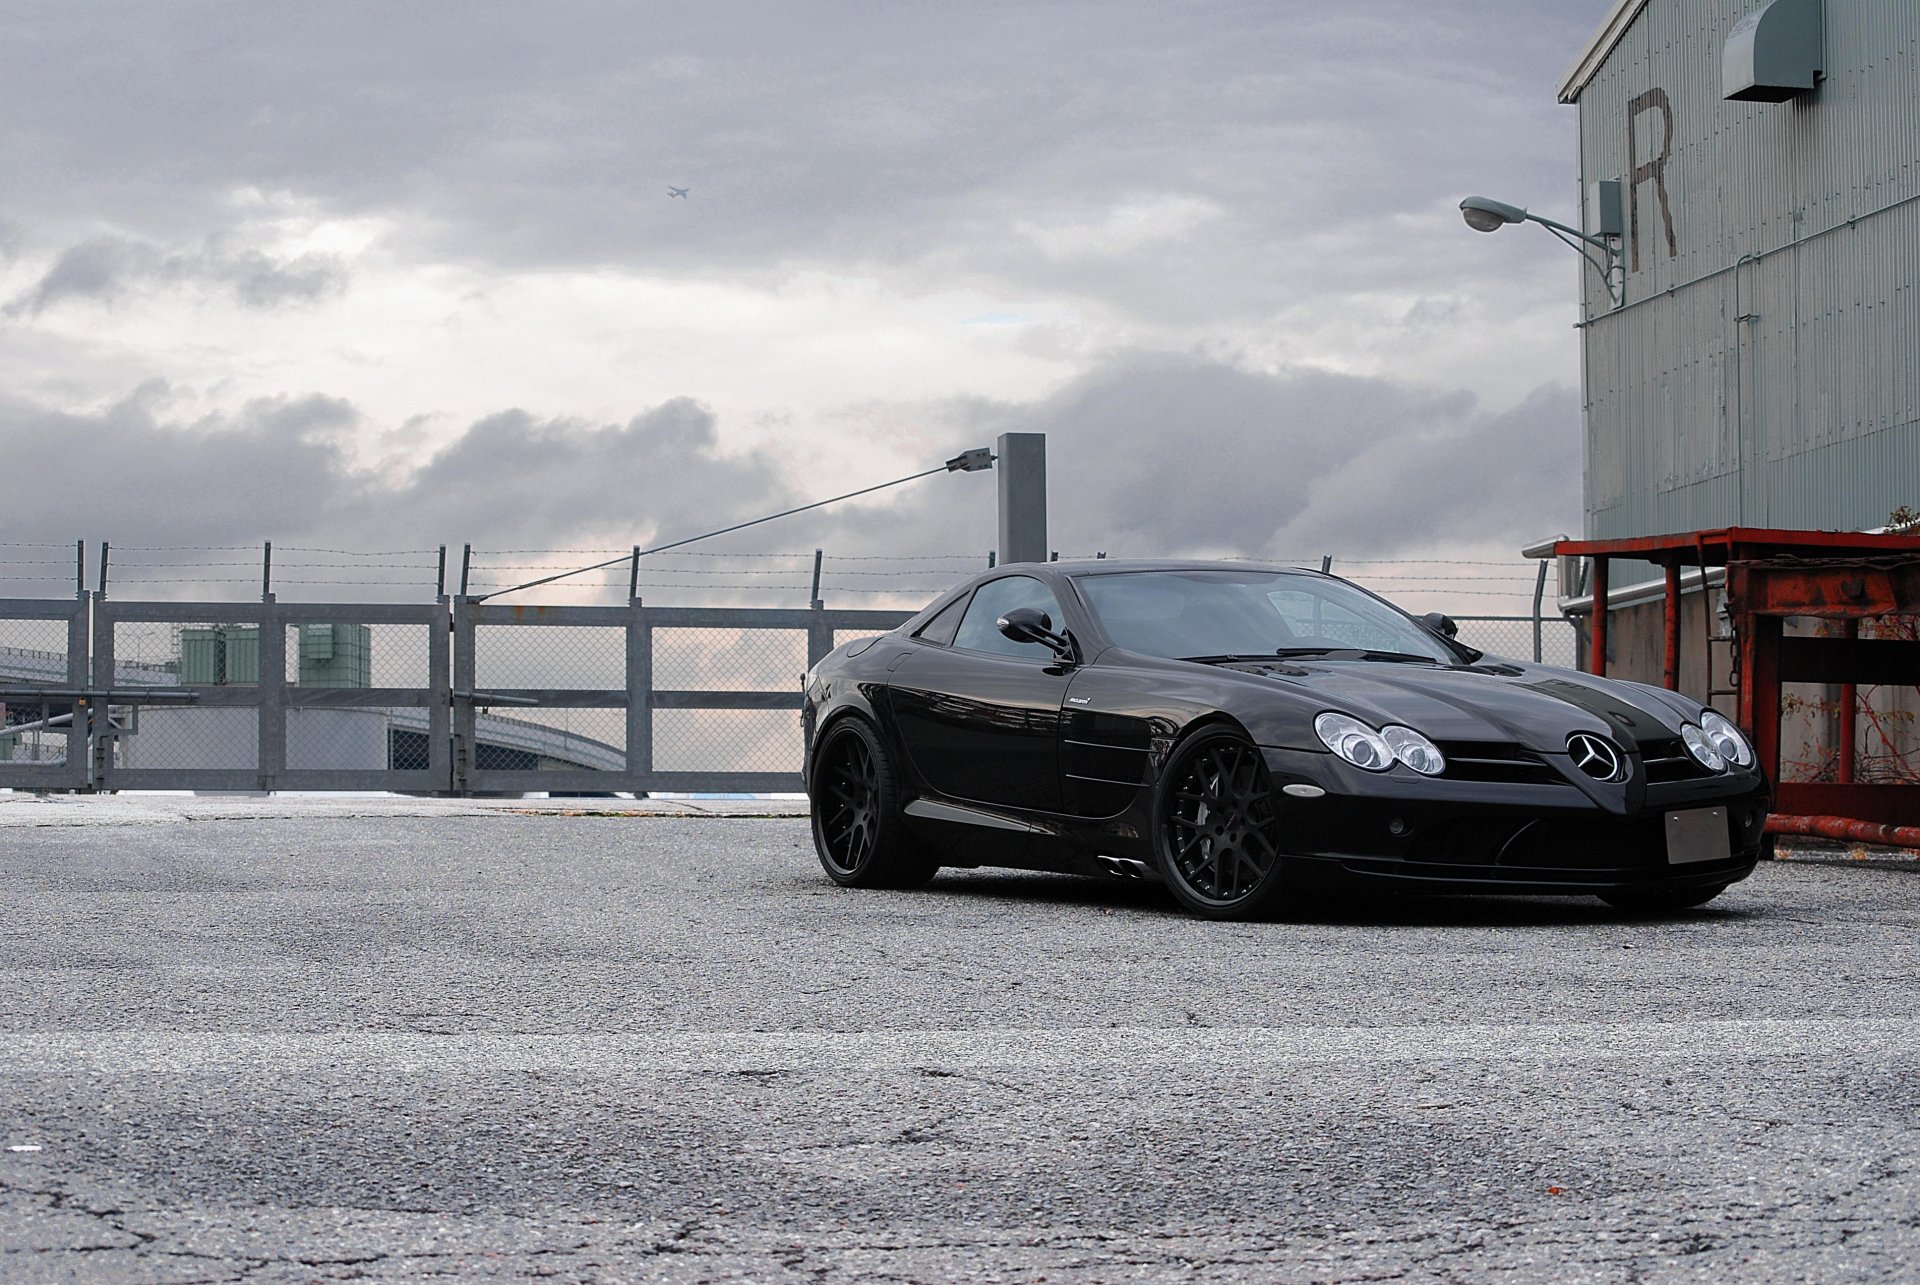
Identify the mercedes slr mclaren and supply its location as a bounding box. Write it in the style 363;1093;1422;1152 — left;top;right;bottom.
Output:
801;562;1769;919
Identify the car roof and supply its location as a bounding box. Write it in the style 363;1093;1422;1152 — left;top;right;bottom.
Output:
1001;559;1328;580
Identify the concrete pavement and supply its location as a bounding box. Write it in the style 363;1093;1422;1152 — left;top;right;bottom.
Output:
4;802;1919;1281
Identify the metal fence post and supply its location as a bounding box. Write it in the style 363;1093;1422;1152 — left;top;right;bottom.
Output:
627;599;652;793
88;595;114;791
806;603;835;674
451;597;476;795
1532;558;1550;663
430;595;454;793
70;591;96;791
257;596;286;792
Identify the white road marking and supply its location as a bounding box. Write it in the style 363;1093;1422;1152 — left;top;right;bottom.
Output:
0;1019;1910;1074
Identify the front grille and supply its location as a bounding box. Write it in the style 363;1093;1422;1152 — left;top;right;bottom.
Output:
1438;741;1561;785
1640;736;1712;783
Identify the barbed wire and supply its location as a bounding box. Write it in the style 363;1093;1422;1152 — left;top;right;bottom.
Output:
278;547;440;556
5;545;1566;610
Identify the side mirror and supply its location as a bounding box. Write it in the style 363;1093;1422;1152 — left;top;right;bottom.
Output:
1420;612;1460;639
997;607;1076;661
996;606;1053;642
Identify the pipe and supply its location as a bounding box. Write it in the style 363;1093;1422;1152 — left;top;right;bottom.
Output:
1531;557;1549;663
1838;619;1858;784
1589;557;1609;676
1766;814;1920;851
1662;564;1681;689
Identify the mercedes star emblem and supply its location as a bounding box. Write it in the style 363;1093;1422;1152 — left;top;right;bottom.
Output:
1568;733;1625;782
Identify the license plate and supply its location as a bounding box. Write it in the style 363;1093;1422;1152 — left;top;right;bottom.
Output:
1665;808;1731;864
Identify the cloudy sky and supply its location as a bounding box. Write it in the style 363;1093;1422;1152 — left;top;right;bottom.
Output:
0;1;1602;604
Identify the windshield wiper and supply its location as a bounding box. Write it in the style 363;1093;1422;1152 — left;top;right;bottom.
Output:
1272;647;1442;664
1177;648;1443;666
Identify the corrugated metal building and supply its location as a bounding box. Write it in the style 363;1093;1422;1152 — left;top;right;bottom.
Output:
1548;0;1919;777
1561;0;1919;543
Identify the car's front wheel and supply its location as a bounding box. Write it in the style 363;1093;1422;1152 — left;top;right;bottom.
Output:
808;718;938;889
1153;727;1289;920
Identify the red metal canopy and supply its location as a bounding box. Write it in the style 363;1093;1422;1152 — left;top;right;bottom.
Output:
1554;527;1920;564
1550;527;1920;843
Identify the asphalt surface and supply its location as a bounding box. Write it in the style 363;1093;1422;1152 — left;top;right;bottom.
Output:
3;802;1920;1283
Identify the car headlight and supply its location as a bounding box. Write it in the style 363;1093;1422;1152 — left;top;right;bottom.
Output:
1315;713;1393;771
1382;725;1447;776
1698;710;1753;768
1680;722;1726;772
1314;713;1446;775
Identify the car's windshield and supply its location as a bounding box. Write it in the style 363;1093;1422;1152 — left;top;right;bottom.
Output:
1077;569;1458;664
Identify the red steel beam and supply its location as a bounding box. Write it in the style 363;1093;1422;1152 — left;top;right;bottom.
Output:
1739;613;1782;787
1766;813;1920;851
1556;527;1920;562
1589;557;1608;677
1839;618;1858;785
1662;564;1682;690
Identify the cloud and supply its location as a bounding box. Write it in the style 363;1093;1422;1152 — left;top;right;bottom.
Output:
387;397;793;549
7;234;347;316
0;2;1591;290
1007;356;1579;558
0;354;1576;598
729;355;1582;565
0;387;793;594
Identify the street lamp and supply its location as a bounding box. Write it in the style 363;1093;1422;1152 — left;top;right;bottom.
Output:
1459;194;1624;308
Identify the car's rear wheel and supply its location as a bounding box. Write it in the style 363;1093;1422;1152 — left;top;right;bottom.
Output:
809;718;937;889
1154;727;1288;920
1598;884;1729;914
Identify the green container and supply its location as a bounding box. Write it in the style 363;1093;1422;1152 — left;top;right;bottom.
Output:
177;625;260;685
221;626;260;684
297;623;371;688
179;628;224;685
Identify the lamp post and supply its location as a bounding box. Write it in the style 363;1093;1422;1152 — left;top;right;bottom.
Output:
1459;194;1624;308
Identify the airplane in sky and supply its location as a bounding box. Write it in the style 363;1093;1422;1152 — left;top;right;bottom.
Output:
668;187;689;198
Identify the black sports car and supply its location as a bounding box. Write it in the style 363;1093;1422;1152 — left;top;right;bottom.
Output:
802;561;1769;919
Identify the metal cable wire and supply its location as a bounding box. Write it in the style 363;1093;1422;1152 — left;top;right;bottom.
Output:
278;547;440;556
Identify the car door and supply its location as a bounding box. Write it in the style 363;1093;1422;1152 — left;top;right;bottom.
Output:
887;574;1073;812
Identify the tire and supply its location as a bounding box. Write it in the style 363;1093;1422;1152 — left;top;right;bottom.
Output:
808;718;938;889
1153;727;1288;920
1598;884;1729;914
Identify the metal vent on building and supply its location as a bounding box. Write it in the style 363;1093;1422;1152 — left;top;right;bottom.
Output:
1723;0;1823;102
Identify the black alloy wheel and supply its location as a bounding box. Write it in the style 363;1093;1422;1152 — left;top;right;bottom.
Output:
808;718;937;889
1154;727;1287;919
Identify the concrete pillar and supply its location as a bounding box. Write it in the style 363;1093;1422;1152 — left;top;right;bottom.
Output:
996;432;1047;566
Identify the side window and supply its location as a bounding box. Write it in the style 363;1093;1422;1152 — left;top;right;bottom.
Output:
913;593;969;647
953;576;1064;659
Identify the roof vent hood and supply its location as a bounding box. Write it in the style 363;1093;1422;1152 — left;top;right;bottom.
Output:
1723;0;1823;102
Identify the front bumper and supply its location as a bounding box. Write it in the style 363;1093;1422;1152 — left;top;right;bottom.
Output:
1259;746;1769;895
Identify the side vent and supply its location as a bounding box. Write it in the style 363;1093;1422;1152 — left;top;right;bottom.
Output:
1724;0;1822;102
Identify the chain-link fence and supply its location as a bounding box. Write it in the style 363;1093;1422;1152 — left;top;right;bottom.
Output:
3;544;1585;794
1452;615;1581;668
0;601;85;779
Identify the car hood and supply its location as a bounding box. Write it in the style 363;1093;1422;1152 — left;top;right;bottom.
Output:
1218;659;1695;754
